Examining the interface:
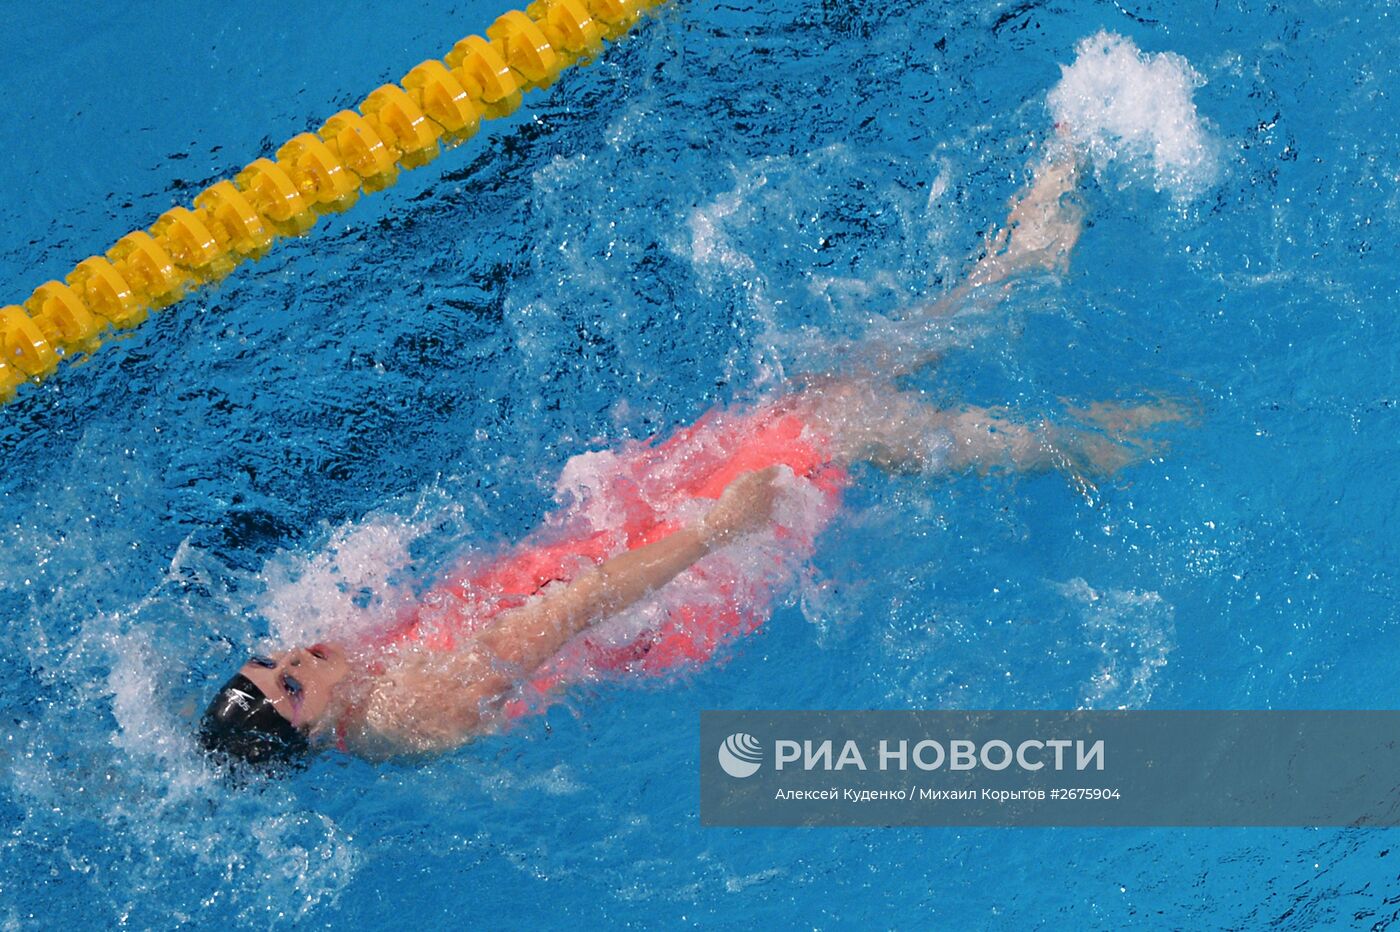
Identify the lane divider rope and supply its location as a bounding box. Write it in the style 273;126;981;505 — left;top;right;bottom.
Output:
0;0;663;404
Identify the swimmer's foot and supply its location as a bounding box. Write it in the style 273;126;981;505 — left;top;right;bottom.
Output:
1046;399;1190;479
1045;423;1144;478
1063;398;1195;435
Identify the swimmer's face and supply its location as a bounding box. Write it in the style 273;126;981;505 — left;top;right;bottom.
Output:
237;643;349;732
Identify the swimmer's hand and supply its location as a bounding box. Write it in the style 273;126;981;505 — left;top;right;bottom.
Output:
699;466;782;546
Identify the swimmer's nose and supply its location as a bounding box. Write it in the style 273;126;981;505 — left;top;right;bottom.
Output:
286;645;333;668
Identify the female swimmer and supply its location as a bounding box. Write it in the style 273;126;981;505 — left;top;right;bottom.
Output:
199;148;1180;768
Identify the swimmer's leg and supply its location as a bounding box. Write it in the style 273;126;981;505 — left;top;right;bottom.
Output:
800;381;1180;479
932;403;1177;477
914;145;1085;321
856;146;1085;380
965;152;1084;289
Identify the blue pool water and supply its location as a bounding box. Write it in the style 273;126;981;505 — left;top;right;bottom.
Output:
2;0;1398;926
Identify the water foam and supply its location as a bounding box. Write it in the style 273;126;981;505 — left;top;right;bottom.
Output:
256;491;466;649
1048;31;1220;200
1056;578;1176;709
0;419;369;924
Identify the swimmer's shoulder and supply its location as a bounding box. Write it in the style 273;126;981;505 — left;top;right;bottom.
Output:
337;650;497;759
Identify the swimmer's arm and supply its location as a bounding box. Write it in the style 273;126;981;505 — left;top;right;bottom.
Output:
360;520;733;753
476;467;781;675
355;472;780;754
478;528;713;672
349;527;727;756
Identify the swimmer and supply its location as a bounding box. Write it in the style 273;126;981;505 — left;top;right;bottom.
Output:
200;146;1181;770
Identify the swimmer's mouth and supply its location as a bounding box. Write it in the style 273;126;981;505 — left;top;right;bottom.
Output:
309;644;331;661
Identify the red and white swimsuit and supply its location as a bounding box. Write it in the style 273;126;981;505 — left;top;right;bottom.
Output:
369;396;848;717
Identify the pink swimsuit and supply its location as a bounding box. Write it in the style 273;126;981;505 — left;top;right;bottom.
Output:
372;396;848;715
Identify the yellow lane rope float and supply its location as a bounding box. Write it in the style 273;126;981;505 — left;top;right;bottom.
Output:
0;0;662;405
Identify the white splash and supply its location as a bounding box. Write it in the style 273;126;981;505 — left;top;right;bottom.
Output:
1057;577;1176;709
107;624;215;796
689;185;760;275
1048;31;1220;199
258;495;463;649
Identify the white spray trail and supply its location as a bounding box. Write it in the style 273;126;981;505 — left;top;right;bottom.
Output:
1049;31;1221;200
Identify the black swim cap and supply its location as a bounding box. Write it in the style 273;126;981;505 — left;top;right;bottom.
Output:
199;673;310;771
